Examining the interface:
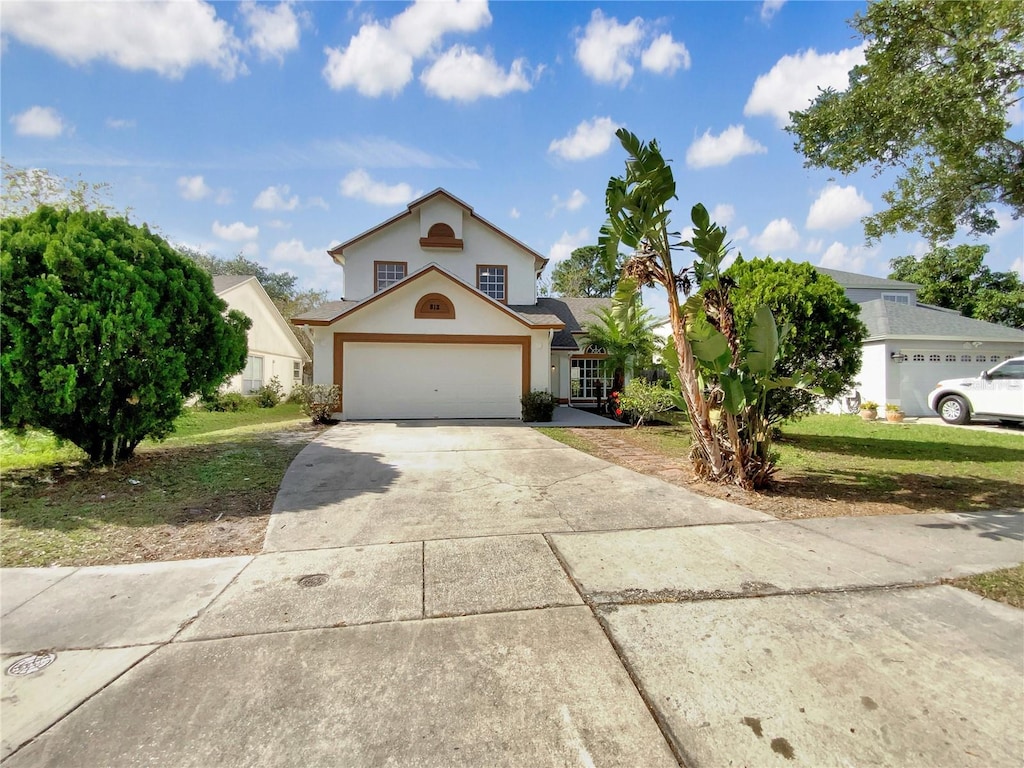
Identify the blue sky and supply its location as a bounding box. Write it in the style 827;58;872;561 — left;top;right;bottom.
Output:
3;0;1021;317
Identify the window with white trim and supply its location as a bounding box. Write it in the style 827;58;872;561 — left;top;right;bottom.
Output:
945;354;957;362
477;265;507;302
293;361;301;381
929;354;941;362
570;357;613;400
375;262;406;292
882;292;911;304
242;355;264;393
912;354;924;362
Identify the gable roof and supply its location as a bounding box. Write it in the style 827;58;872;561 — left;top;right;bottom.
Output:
326;188;549;272
292;263;564;330
859;299;1024;343
815;266;920;291
212;274;310;361
510;297;612;349
212;274;254;293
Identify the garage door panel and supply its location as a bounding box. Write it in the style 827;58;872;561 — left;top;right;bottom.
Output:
899;351;1001;416
344;343;521;419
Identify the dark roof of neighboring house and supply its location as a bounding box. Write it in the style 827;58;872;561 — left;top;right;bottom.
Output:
814;267;919;291
211;274;254;294
510;297;612;349
859;299;1024;342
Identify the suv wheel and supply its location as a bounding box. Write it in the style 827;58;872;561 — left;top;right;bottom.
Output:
938;395;970;425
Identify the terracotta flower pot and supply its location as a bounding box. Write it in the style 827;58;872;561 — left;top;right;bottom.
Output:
886;412;904;422
859;409;877;421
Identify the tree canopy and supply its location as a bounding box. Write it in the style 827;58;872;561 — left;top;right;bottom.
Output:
1;207;251;464
549;245;622;297
889;245;1024;329
1;161;115;218
726;257;867;423
788;0;1024;242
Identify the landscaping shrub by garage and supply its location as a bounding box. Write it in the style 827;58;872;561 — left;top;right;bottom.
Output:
521;390;556;422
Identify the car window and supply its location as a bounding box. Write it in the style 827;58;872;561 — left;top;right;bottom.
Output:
989;360;1024;380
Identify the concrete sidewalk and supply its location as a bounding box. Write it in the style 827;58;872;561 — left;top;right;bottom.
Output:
2;508;1022;766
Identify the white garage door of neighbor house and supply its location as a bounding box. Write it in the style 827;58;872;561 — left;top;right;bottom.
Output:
343;342;522;419
898;350;1009;415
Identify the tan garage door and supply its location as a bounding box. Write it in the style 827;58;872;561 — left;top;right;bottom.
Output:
342;342;522;419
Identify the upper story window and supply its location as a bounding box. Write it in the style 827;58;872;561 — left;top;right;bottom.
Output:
882;292;910;305
375;261;407;292
477;265;507;303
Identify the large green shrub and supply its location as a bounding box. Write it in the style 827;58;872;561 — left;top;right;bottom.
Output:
1;207;250;463
254;376;284;408
725;257;867;424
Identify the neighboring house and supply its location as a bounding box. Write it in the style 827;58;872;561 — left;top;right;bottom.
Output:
213;275;310;397
815;267;1024;416
292;189;615;419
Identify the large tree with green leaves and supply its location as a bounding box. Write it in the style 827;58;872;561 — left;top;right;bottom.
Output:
602;130;816;489
889;245;1024;329
550;245;622;297
1;207;251;464
726;258;867;423
788;0;1024;242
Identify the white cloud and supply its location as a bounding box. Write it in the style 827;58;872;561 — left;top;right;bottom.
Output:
761;0;786;23
269;239;344;295
322;0;492;97
240;1;302;62
750;218;800;253
267;219;291;229
2;0;244;79
420;45;533;101
575;9;643;87
641;33;690;75
551;189;588;215
306;196;329;211
105;117;135;130
10;106;66;138
733;225;750;241
686;124;766;168
215;188;234;206
819;241;868;272
213;220;259;241
178;175;212;201
509;207;521;219
709;204;735;227
339;169;421;206
745;44;866;127
548;116;620;161
806;184;873;230
253;184;299;211
804;238;825;254
548;228;591;263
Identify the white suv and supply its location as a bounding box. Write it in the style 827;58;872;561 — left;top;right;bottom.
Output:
928;356;1024;425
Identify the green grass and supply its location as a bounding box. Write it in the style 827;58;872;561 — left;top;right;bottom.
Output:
0;404;315;567
949;565;1024;609
539;414;1024;515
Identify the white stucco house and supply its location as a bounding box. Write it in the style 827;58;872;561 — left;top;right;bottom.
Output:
293;189;616;420
816;268;1024;416
213;275;310;397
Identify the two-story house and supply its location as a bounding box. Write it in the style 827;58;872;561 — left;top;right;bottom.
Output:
293;189;613;420
816;268;1024;416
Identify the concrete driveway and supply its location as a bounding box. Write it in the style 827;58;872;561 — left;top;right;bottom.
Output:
3;421;1023;767
263;420;768;552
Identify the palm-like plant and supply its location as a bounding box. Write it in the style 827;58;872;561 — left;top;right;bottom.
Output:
578;282;662;392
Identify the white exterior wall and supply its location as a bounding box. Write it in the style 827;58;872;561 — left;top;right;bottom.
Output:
857;342;891;412
218;280;307;396
341;199;538;305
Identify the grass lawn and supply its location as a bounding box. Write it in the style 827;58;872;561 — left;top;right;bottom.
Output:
1;404;321;567
540;414;1024;519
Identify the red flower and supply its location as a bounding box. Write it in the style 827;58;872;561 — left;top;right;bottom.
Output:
611;391;619;398
615;408;623;416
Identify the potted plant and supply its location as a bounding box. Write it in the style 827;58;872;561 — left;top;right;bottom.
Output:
885;403;905;422
859;401;879;421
